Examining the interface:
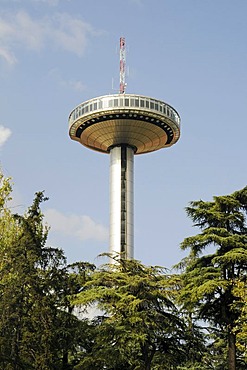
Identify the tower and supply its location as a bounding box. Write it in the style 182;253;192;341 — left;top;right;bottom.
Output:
69;37;180;259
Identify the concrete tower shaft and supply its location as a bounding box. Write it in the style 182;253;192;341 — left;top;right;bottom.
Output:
110;145;134;258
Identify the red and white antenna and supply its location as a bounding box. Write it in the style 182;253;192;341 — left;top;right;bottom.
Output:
119;37;126;94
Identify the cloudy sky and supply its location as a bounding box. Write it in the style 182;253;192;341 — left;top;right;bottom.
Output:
0;0;246;268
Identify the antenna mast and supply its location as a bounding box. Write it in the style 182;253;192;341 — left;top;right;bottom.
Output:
119;37;126;94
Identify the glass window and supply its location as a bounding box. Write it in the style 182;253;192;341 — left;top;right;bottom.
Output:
99;100;102;109
119;98;123;106
146;100;149;108
135;99;139;107
155;103;158;110
150;102;154;110
114;99;118;107
125;98;129;106
94;102;97;110
84;105;88;113
130;98;135;106
103;99;108;108
140;99;145;107
89;104;93;112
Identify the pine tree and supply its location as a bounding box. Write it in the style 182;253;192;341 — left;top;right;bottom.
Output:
178;187;247;370
73;255;187;370
0;173;95;369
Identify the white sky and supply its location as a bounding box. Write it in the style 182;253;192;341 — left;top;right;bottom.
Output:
0;0;246;268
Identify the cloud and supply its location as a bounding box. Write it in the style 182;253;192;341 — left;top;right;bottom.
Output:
44;208;108;242
68;80;85;92
0;47;17;65
49;68;86;91
30;0;60;5
0;125;11;147
0;0;60;3
0;10;100;65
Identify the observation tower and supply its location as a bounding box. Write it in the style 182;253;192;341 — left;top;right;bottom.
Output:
69;38;180;259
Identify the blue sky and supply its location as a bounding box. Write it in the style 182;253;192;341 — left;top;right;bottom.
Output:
0;0;246;268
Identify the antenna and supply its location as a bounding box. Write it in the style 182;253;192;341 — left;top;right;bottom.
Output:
119;37;126;94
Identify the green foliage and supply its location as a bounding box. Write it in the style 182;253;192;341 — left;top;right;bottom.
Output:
232;280;247;363
1;171;246;369
178;187;247;370
73;255;187;370
0;173;95;369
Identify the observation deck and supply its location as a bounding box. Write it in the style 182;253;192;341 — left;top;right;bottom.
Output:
69;93;180;154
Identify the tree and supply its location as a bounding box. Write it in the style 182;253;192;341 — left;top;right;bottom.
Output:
178;187;247;370
73;255;187;370
0;172;95;369
0;188;66;369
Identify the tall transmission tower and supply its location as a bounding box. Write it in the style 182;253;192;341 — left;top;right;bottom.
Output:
69;37;181;259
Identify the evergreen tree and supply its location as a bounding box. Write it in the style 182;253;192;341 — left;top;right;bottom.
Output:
0;173;95;369
0;188;65;369
178;187;247;370
73;255;187;370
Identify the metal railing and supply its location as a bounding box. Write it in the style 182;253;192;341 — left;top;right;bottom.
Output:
69;94;180;127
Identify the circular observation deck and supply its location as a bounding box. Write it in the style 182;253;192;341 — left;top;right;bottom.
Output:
69;94;180;154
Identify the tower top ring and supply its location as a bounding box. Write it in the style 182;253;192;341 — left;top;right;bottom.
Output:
69;93;180;154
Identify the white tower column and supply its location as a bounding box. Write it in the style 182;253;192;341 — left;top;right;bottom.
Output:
109;145;134;259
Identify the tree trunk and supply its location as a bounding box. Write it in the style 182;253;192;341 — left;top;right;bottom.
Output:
228;329;236;370
62;352;69;369
141;342;155;370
